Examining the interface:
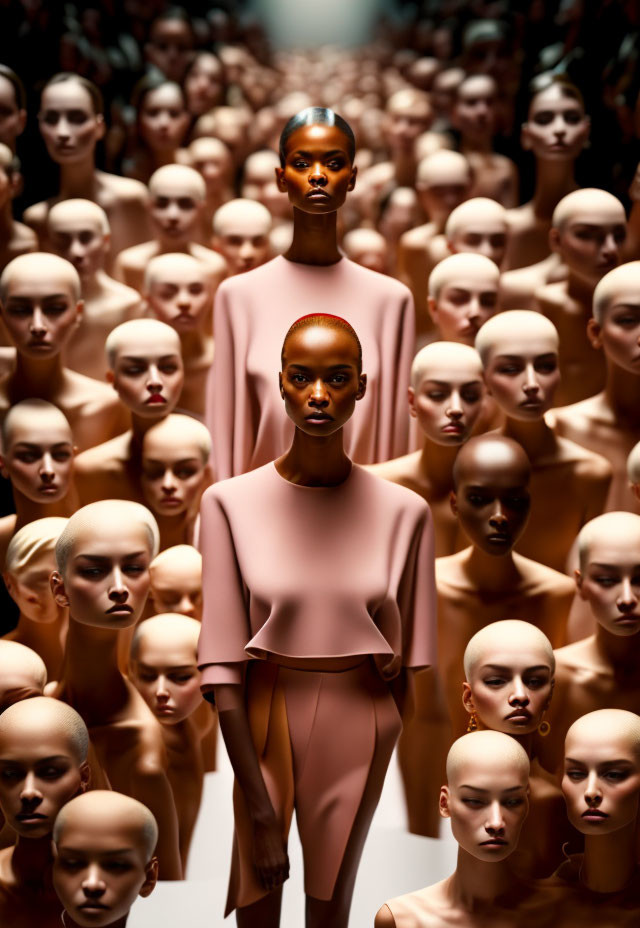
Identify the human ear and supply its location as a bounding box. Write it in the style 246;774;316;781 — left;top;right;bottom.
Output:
587;317;603;349
462;682;476;715
0;453;8;481
94;114;106;141
549;227;561;254
50;570;70;607
3;571;16;600
521;123;532;151
75;300;84;326
544;678;555;710
408;385;417;418
575;567;588;600
439;785;451;819
427;296;438;325
79;761;91;793
449;490;458;516
106;369;115;386
275;166;287;194
356;372;367;401
139;857;159;897
278;371;284;399
347;164;357;192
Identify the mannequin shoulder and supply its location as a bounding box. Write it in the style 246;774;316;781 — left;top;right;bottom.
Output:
512;553;576;598
98;171;147;205
555;435;612;481
21;199;49;234
399;222;436;250
535;281;567;314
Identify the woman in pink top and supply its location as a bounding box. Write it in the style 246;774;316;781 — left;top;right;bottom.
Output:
198;315;436;927
206;107;416;480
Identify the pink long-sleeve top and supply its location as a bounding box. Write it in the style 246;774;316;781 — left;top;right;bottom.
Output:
206;256;415;480
197;462;436;688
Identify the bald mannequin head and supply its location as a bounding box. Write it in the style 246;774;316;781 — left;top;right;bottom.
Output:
452;435;531;554
384;89;432;154
417;150;471;189
432;67;466;118
441;731;529;861
549;189;626;287
0;142;19;208
55;499;159;575
0;399;74;504
428;253;500;345
242;149;280;205
148;165;205;243
47;198;110;282
212;198;272;275
342;228;387;275
105;319;184;418
453;74;498;141
0;696;90;838
0;640;46;710
593;261;640;325
445;197;509;267
53;791;158;926
141;414;211;519
148;164;205;202
149;544;202;619
131;613;202;724
187;136;233;196
464;619;555;679
0;252;81;305
409;341;484;445
5;516;68;625
144;253;212;333
563;709;640;835
627;440;640;498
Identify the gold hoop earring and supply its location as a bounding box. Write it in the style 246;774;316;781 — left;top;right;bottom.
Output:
466;712;479;733
538;718;551;737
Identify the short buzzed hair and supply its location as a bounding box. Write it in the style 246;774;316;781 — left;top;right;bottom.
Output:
281;313;362;373
53;790;158;860
0;696;88;763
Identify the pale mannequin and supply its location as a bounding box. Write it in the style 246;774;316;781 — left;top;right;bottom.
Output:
477;311;611;570
49;501;182;880
149;544;202;620
431;68;466;129
212;198;272;276
23;74;150;260
444;197;509;268
500;255;568;312
113;165;226;294
535;513;640;780
0;143;36;272
451;75;518;208
627;440;640;507
427;253;500;346
241;150;282;210
504;78;590;271
3;517;69;680
140;414;212;550
0;697;90;928
382;89;435;189
74;319;184;506
52;790;158;928
398;151;472;335
0;400;77;564
550;262;640;514
182;137;234;244
47;199;143;380
342;229;389;276
130;614;212;870
376;732;546;928
0;253;129;451
143;253;213;417
0;639;46;707
535;189;627;405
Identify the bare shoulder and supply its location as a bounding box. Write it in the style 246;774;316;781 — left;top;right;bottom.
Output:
99;171;147;204
549;394;606;430
435;550;469;589
506;201;534;230
426;234;449;263
400;222;436;250
74;432;131;470
554;638;595;677
114;241;156;267
12;221;38;249
190;243;227;275
556;435;611;481
513;553;576;598
535;281;566;311
367;451;422;484
374;904;396;928
22;199;49;229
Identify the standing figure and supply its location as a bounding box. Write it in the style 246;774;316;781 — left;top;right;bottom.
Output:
0;144;36;272
445;197;509;268
198;315;435;926
124;75;190;185
212;199;273;276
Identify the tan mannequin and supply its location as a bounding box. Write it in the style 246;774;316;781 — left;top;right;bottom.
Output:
140;414;212;550
0;697;90;928
49;501;182;880
398;151;472;334
3;517;68;680
0;253;128;450
131;614;211;870
376;732;543;928
0;143;36;272
536;513;640;779
444;197;509;268
52;790;158;928
113;165;226;294
477;310;611;570
500;254;567;312
23;74;150;260
431;67;466;128
382;88;434;189
47;199;142;380
451;75;518;208
183;137;234;244
212;198;272;275
74;319;184;505
551;262;640;513
241;150;282;209
0;639;46;710
144;253;213;416
149;544;202;619
427;253;500;345
535;189;626;405
342;228;389;276
0;400;77;561
627;440;640;507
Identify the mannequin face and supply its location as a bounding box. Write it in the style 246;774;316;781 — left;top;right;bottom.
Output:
150;551;202;619
441;752;529;861
39;81;104;166
48;213;107;282
107;333;184;418
53;805;157;926
563;721;640;835
551;207;625;288
139;84;189;155
452;441;530;554
410;353;483;446
132;626;201;724
1;413;74;503
0;76;26;149
1;265;82;359
454;76;497;141
280;324;366;436
522;85;589;161
449;222;508;267
185;53;224;115
577;528;640;637
429;272;499;345
276;124;356;215
146;263;211;332
190;140;232;197
588;289;640;375
422;179;469;223
149;178;202;242
384;93;432;154
141;432;208;518
214;204;271;275
483;332;559;419
5;549;61;624
242;154;280;207
343;231;387;275
51;520;152;630
146;18;192;83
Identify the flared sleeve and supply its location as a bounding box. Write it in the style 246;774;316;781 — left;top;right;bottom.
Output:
399;502;437;670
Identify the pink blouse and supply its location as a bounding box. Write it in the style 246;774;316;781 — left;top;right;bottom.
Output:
197;463;436;688
206;256;415;480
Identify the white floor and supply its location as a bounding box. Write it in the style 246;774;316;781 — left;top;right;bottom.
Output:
129;734;458;927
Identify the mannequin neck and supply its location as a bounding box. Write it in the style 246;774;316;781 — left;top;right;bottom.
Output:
81;268;112;300
63;617;128;721
11;833;54;890
581;820;638;893
58;157;98;199
284;207;341;266
12;607;66;675
156;235;190;255
179;326;209;362
391;150;417;187
566;271;594;307
532;159;577;220
154;510;194;549
461;133;492;155
594;624;640;671
464;544;521;591
13;486;75;527
276;426;351;486
11;353;65;400
603;360;640;424
0;201;13;235
449;847;516;909
501;414;557;460
418;437;460;490
63;913;128;928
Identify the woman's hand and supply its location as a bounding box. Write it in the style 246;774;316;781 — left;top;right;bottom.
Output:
251;812;290;891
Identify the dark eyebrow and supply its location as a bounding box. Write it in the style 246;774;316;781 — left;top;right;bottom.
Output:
0;754;69;765
588;563;640;570
144;457;200;465
137;662;195;672
59;846;135;856
13;441;72;449
73;551;148;563
494;353;556;361
119;355;178;362
423;379;482;387
290;149;345;158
